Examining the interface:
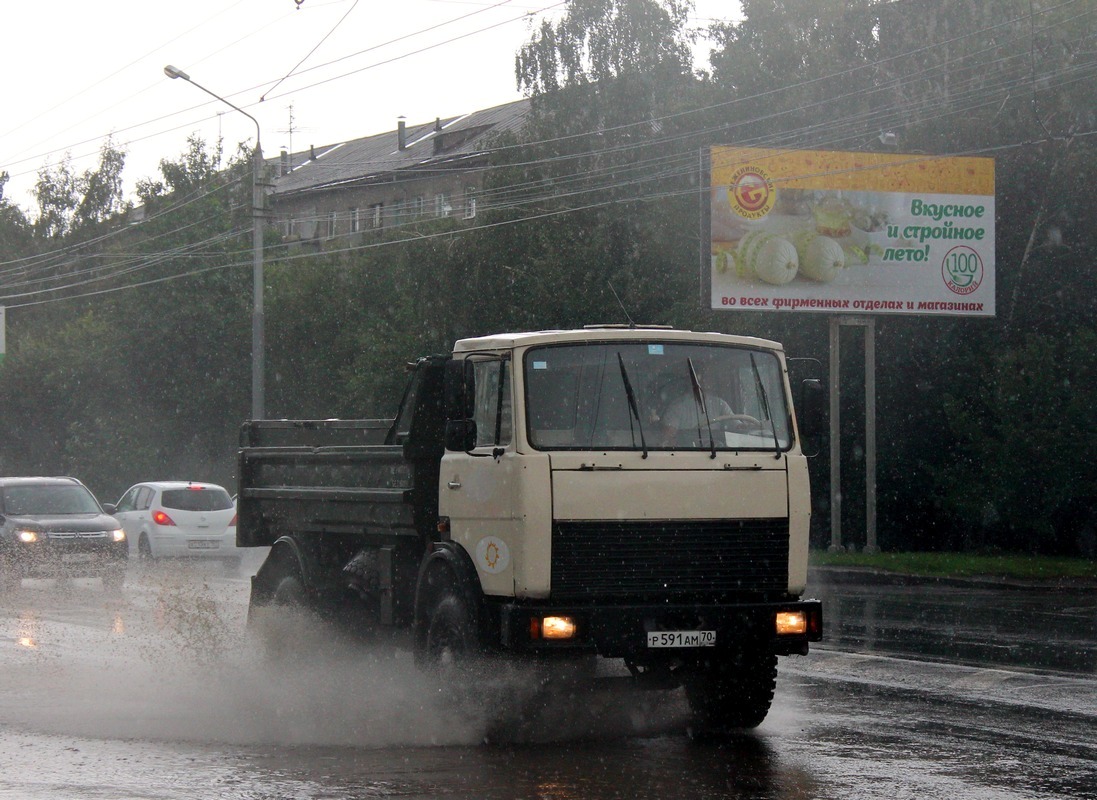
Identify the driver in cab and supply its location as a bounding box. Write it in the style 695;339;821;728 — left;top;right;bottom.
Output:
658;362;758;447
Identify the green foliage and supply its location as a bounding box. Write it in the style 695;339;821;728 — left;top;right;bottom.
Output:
0;171;32;256
516;0;694;96
935;331;1097;554
32;139;129;240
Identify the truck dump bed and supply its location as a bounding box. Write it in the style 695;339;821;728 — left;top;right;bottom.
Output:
236;418;418;548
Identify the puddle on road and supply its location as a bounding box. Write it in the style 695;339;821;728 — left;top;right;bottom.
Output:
0;566;685;751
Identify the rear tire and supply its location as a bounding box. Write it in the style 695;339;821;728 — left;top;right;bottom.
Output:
138;535;153;561
272;573;308;607
684;648;777;736
248;551;314;659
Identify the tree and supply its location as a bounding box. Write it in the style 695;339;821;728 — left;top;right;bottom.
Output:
32;139;128;241
0;171;32;258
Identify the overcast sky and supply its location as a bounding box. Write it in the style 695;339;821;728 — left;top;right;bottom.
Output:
1;0;736;212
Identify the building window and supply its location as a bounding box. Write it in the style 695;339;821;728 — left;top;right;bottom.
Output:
326;211;337;238
412;195;425;217
368;202;383;230
435;193;450;217
350;208;361;233
463;187;477;220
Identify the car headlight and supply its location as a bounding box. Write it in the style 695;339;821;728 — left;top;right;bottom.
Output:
17;529;39;543
111;529;126;542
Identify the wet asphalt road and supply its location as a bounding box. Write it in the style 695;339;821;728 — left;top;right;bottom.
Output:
0;557;1094;799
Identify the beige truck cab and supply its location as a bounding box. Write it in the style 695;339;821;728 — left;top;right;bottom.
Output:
433;327;822;731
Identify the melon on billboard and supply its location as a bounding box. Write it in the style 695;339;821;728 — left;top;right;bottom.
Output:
707;147;995;316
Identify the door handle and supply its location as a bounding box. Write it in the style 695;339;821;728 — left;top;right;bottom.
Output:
447;480;462;490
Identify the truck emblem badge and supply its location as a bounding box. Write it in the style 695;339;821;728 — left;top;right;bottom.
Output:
476;536;510;574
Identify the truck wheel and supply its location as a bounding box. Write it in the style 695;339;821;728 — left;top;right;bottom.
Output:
273;573;308;607
684;648;777;735
247;551;314;658
422;593;476;674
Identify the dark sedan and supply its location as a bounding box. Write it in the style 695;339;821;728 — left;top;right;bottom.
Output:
0;476;128;592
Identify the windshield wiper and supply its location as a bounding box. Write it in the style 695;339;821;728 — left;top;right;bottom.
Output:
749;353;782;459
616;353;648;458
687;357;717;459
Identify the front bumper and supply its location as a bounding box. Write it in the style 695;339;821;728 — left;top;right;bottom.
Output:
495;598;823;659
2;539;128;578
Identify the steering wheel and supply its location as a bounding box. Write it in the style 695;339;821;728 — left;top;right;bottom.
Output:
711;413;762;429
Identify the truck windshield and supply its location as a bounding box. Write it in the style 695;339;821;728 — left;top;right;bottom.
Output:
524;342;792;451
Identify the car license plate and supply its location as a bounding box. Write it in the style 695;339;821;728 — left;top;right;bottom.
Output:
187;540;219;550
61;553;96;564
647;630;716;648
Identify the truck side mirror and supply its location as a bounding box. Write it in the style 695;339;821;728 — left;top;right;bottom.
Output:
798;378;825;438
444;358;474;420
445;419;477;452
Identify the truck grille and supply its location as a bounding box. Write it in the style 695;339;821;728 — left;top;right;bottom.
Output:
550;519;789;601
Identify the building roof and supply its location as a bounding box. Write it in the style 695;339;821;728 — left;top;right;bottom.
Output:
271;98;530;198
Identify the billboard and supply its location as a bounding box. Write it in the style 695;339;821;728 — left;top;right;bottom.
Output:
705;147;995;316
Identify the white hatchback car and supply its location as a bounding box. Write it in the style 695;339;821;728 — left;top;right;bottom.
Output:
112;482;239;568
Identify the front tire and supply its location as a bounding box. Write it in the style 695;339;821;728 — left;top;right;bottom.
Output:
422;593;476;674
684;648;778;735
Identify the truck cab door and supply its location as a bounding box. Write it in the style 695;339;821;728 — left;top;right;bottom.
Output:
438;355;518;596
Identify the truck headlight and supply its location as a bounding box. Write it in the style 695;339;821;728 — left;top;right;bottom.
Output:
17;529;39;543
111;529;126;542
541;615;578;640
775;610;808;636
530;615;579;640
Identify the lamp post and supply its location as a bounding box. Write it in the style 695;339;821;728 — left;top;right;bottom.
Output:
164;65;265;420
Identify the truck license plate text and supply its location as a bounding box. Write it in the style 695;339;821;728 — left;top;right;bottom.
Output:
647;630;716;648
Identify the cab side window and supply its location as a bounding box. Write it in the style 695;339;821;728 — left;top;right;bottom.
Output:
473;359;511;448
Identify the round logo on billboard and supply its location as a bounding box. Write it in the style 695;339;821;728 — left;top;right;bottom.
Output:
728;165;775;220
941;245;984;295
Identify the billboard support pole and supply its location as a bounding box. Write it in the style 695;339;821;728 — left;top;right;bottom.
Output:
828;317;842;551
828;315;878;553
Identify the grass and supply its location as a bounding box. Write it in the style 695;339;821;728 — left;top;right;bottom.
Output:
810;549;1097;582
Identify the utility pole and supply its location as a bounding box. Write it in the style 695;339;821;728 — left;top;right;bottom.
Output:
164;65;266;420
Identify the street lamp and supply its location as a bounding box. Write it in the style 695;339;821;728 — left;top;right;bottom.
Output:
164;65;266;420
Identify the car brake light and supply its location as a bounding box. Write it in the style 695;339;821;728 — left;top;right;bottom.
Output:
229;513;237;526
152;510;176;526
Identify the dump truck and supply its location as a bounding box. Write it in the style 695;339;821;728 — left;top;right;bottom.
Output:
238;326;824;733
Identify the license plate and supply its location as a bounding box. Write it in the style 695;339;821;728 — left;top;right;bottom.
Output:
647;630;716;648
187;540;219;550
61;553;96;564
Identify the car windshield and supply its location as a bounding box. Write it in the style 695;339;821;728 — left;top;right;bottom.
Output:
160;487;233;512
1;484;102;515
524;341;791;451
